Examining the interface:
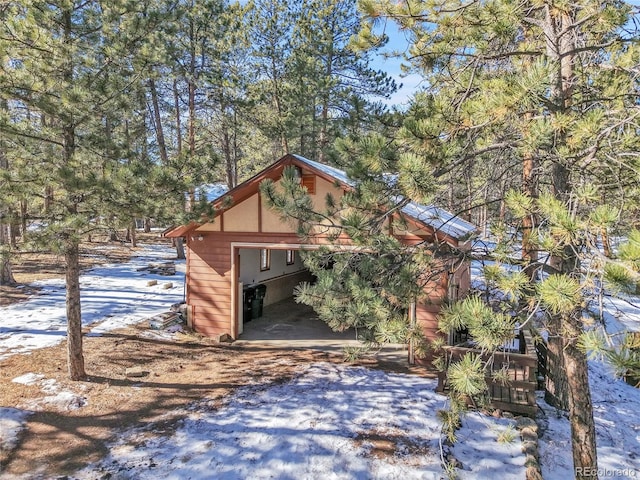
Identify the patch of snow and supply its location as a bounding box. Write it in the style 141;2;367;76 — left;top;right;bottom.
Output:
538;359;640;478
11;373;45;386
11;375;88;412
453;413;524;479
601;293;640;335
0;244;184;360
29;391;87;412
0;408;31;453
75;363;526;480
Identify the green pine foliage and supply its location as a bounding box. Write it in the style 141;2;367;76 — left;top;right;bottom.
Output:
618;230;640;271
537;275;583;316
260;146;456;359
440;296;516;352
447;353;487;397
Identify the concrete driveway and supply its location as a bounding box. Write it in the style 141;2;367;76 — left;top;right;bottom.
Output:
235;298;408;363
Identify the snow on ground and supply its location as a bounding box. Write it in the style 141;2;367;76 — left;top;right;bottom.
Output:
74;363;524;480
12;373;87;412
0;408;31;454
0;244;185;360
601;292;640;334
539;360;640;479
0;243;185;460
538;290;640;478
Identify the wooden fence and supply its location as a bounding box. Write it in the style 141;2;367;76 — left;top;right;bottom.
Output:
436;327;540;417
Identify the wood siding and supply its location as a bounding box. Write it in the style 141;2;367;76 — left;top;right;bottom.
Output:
186;231;307;337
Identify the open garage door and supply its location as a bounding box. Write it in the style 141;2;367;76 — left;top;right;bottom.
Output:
234;246;357;345
232;244;407;362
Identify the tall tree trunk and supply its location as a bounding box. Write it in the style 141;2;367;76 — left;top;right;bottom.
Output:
9;212;18;248
149;78;169;164
0;103;15;286
173;79;183;155
130;218;137;248
481;185;488;237
186;18;197;211
447;173;455;213
63;7;85;381
42;115;54;213
270;56;289;155
173;79;186;258
222;127;235;188
601;227;612;258
499;175;508;221
565;311;598;476
0;233;16;286
20;199;27;237
144;218;151;233
543;6;598;476
230;109;239;187
62;116;85;380
44;186;54;213
522;113;539;280
463;164;473;222
318;37;334;163
65;237;85;380
175;236;186;260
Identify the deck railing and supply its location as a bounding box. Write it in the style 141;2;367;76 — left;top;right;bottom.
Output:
436;327;539;417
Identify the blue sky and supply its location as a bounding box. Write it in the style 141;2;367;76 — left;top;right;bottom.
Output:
369;20;423;108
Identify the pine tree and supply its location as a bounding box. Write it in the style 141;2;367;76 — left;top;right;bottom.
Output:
0;100;16;286
356;0;639;475
0;0;169;379
249;0;397;164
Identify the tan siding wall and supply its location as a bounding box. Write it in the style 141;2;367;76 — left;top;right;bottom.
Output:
223;194;259;232
312;176;343;211
195;221;221;232
260;181;297;232
261;205;297;233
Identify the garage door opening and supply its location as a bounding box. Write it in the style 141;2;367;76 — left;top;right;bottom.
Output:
233;245;407;362
235;246;358;347
238;297;357;343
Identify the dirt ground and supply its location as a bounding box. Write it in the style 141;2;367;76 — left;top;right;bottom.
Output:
0;236;426;478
